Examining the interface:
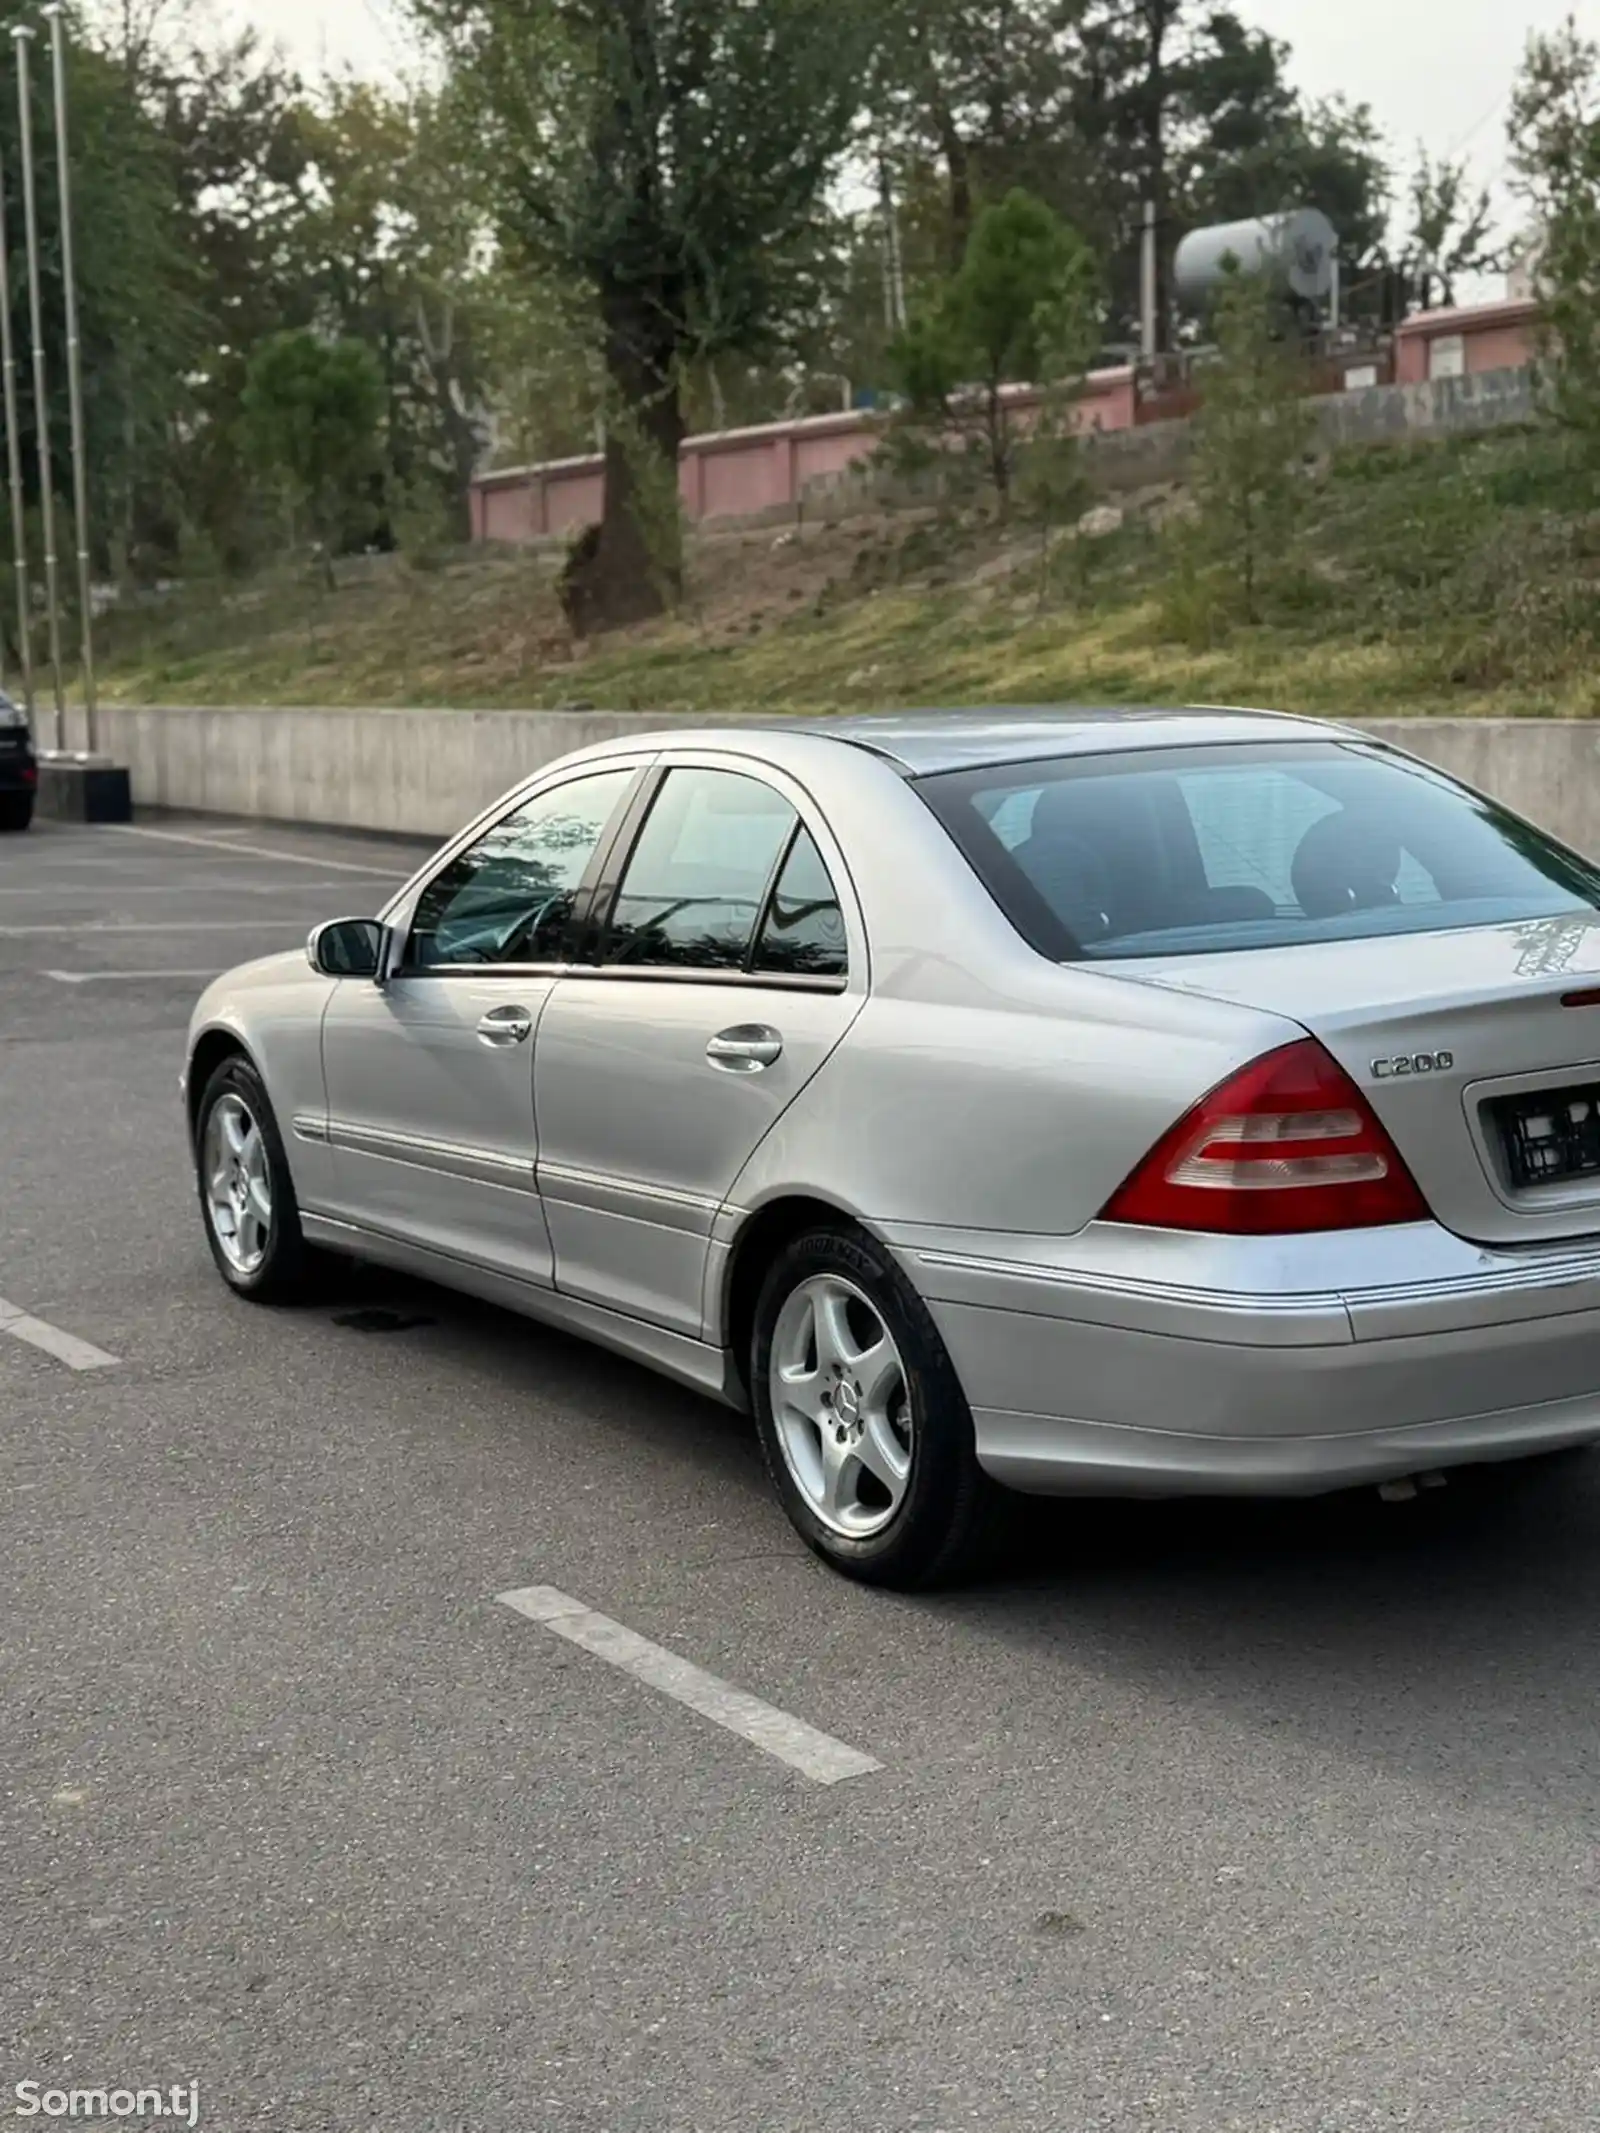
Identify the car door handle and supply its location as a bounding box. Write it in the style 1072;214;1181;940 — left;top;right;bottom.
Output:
476;1006;534;1048
706;1024;784;1073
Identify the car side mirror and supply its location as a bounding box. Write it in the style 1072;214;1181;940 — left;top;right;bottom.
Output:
308;917;390;980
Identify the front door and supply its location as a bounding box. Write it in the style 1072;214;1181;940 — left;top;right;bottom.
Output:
319;767;638;1284
534;763;865;1335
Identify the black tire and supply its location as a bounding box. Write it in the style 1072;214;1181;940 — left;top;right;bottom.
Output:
194;1054;317;1303
750;1223;1002;1589
0;793;33;832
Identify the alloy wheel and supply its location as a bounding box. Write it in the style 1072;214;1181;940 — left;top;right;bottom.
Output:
769;1273;914;1538
203;1091;274;1276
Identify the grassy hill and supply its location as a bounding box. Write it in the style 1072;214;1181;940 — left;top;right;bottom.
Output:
98;424;1600;720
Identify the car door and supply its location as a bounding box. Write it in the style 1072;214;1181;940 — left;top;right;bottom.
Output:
533;759;867;1336
318;765;640;1284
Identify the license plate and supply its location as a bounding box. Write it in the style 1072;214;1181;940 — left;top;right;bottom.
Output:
1495;1085;1600;1189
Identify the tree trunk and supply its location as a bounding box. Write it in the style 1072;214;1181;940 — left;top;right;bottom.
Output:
924;56;973;273
564;283;685;636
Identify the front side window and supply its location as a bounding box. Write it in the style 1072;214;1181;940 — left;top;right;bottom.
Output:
603;768;798;970
406;769;633;968
919;742;1600;960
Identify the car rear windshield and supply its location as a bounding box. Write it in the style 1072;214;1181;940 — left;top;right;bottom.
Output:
917;740;1600;961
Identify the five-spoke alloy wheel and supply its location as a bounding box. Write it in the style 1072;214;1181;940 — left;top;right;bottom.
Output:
752;1224;998;1588
204;1090;275;1276
194;1055;315;1302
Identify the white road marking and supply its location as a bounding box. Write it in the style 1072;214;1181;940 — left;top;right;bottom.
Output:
43;968;223;985
4;920;301;934
497;1585;882;1786
0;1297;118;1370
103;823;408;878
0;879;382;897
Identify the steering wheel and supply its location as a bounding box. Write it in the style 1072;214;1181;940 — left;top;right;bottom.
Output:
496;895;570;963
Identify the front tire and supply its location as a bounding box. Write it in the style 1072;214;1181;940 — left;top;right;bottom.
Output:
0;793;33;832
194;1055;316;1303
751;1223;999;1588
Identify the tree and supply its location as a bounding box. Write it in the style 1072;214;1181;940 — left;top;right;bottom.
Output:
1405;147;1497;309
239;332;385;581
411;0;872;630
886;189;1099;515
875;5;1391;353
1188;267;1315;622
1510;17;1600;456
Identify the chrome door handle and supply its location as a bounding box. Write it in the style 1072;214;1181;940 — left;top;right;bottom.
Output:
477;1006;534;1047
706;1024;784;1073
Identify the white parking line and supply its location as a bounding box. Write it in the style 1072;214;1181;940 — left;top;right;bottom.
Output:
497;1585;882;1786
5;920;302;935
43;968;223;985
105;824;411;878
0;1298;118;1371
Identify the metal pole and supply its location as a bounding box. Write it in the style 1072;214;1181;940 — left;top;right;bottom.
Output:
45;5;93;751
0;153;35;726
1140;200;1159;362
13;27;64;750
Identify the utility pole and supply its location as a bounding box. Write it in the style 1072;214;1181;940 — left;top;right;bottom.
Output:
13;26;64;748
1140;200;1159;362
45;5;96;751
0;151;32;724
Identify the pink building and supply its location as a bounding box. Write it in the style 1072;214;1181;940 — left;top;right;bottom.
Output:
1393;297;1539;386
471;298;1542;544
471;368;1138;544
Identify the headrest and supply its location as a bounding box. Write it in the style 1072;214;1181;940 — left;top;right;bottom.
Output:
1291;811;1403;920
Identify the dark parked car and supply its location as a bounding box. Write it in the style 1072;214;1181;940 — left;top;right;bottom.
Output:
0;691;36;830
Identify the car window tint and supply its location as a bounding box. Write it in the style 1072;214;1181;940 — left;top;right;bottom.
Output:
605;769;797;970
751;829;848;978
918;742;1600;960
407;770;633;968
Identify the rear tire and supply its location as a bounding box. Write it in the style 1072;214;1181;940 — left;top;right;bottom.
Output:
0;793;33;832
751;1223;1001;1589
194;1055;318;1304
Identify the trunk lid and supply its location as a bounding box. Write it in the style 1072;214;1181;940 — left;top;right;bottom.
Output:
1114;913;1600;1246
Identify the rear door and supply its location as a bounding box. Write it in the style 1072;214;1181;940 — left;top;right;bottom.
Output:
533;759;867;1336
319;765;640;1281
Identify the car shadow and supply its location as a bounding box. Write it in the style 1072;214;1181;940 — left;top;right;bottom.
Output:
314;1256;1600;1814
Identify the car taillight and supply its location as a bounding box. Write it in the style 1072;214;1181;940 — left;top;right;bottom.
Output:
1101;1038;1428;1235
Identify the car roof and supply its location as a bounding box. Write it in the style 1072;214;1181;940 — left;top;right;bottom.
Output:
791;704;1345;775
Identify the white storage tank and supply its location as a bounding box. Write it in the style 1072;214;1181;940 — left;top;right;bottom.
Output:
1173;209;1339;307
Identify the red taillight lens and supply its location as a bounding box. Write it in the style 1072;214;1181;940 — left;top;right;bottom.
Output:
1101;1038;1428;1235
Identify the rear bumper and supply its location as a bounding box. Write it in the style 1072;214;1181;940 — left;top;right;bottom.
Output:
890;1219;1600;1497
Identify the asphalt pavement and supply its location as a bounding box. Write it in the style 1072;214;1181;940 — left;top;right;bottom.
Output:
4;814;1600;2133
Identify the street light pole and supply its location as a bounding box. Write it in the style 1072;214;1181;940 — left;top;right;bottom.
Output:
13;25;64;750
44;5;94;751
0;152;34;726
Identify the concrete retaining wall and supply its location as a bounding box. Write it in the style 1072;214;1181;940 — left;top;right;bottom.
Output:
96;704;1600;854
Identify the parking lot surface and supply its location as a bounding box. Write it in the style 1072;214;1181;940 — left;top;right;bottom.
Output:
5;815;1600;2133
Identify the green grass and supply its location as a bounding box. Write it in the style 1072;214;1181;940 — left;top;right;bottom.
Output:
96;425;1600;719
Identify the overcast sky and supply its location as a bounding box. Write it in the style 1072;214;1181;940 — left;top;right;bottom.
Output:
240;0;1596;260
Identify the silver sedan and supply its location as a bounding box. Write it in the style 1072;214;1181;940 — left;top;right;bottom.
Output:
184;709;1600;1586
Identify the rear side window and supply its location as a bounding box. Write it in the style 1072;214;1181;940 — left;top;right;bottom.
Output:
751;830;848;978
602;768;798;969
921;741;1600;960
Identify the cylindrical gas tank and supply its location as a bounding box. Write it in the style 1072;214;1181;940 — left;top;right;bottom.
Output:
1173;208;1339;307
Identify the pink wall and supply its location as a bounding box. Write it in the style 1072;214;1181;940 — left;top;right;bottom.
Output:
470;368;1138;544
1393;298;1538;385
